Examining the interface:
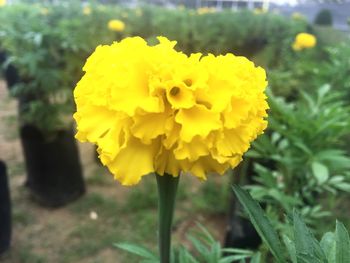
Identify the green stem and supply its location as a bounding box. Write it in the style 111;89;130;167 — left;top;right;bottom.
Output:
156;173;179;263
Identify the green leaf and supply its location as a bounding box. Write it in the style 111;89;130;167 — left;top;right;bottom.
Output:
283;235;297;263
218;254;252;263
297;253;323;263
177;246;199;263
232;185;286;263
320;232;336;263
293;210;327;263
334;182;350;192
250;252;262;263
335;221;350;263
113;243;158;260
312;162;329;184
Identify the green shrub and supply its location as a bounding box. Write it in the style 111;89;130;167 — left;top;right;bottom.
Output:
233;185;350;263
245;86;350;230
314;9;333;26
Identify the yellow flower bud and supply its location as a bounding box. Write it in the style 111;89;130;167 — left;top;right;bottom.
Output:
292;33;317;51
107;19;125;32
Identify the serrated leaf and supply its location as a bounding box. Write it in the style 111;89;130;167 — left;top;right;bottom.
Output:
113;243;157;260
178;247;198;263
320;232;336;263
232;185;286;263
293;210;327;263
335;221;350;263
283;235;297;263
250;252;261;263
297;252;323;263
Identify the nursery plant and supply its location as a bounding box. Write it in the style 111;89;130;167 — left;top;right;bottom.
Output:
233;185;350;263
246;86;350;229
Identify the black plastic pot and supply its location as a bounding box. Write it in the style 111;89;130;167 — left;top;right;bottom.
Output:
1;51;86;207
0;161;11;255
224;159;262;251
20;125;85;207
0;51;19;88
224;201;261;251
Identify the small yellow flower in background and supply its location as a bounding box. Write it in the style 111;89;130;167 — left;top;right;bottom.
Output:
135;8;143;17
0;0;6;7
197;7;216;15
108;19;125;32
292;33;317;51
40;7;49;15
73;36;268;186
178;4;185;10
83;6;92;15
253;8;267;15
292;12;305;20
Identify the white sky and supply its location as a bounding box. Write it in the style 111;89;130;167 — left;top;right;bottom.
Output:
270;0;299;5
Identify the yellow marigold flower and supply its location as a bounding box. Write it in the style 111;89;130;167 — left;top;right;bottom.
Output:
0;0;6;7
73;37;268;186
292;33;317;51
108;19;125;32
197;7;216;15
291;12;305;20
83;6;92;15
253;8;267;15
40;7;49;15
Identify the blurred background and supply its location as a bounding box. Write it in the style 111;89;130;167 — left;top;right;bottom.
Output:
0;0;349;262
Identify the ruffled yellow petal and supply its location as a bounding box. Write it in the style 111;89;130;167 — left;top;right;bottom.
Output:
174;135;211;161
107;137;160;186
131;110;171;144
223;98;252;129
175;105;221;142
73;106;116;143
97;115;131;165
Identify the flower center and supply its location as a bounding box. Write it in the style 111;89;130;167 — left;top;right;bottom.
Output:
170;86;180;96
184;79;192;87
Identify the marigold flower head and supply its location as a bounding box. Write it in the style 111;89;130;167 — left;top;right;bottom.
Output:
73;36;268;186
292;33;317;51
197;7;216;15
253;8;267;15
83;6;92;15
291;12;305;20
40;7;49;15
108;19;125;32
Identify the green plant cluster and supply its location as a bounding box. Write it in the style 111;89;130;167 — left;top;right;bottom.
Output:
115;223;261;263
243;32;350;236
234;185;350;263
0;2;120;134
116;186;350;262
